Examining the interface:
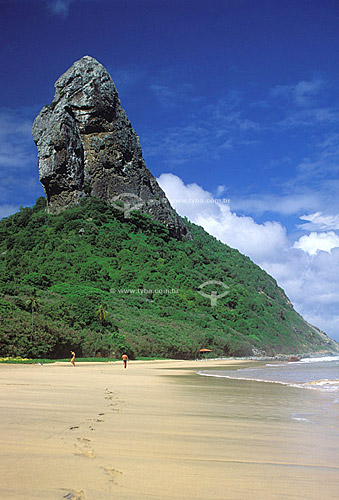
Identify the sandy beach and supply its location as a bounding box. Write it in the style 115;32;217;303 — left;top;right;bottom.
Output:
0;359;338;500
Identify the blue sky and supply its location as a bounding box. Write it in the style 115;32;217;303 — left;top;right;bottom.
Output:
1;0;339;341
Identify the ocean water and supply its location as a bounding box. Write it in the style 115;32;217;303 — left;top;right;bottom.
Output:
198;356;339;393
197;356;339;426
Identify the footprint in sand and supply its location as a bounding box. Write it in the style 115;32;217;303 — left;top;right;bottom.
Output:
74;449;96;458
104;389;121;401
74;443;96;459
102;466;123;484
104;390;125;413
86;416;105;425
110;408;120;414
62;489;85;499
77;437;91;445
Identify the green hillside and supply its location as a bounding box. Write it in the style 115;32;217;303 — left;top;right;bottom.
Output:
0;197;337;359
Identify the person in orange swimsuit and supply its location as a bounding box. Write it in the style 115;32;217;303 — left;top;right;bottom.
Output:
70;351;75;367
121;353;128;369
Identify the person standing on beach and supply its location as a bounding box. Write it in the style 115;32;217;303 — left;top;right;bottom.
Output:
122;353;128;369
70;351;75;367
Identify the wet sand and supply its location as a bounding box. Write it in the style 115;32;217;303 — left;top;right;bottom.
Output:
0;359;338;499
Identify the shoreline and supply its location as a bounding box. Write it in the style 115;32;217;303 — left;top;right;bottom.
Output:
1;348;338;366
1;359;338;499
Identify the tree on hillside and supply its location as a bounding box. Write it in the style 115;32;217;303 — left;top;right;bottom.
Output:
96;303;108;326
25;289;40;340
95;303;108;353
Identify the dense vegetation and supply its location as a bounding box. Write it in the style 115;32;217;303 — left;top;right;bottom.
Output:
0;197;337;359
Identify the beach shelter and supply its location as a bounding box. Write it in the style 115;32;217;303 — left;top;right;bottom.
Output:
199;348;212;359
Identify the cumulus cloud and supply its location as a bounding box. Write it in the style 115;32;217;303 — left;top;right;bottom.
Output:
158;173;339;342
293;231;339;255
157;173;288;262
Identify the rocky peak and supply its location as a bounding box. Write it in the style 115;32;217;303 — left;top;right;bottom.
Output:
32;56;190;240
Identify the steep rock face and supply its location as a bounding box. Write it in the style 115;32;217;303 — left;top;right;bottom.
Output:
32;56;190;240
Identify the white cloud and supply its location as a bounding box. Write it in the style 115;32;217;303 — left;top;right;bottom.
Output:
298;212;339;231
158;173;339;342
157;173;221;217
293;231;339;255
194;210;287;263
158;173;288;262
